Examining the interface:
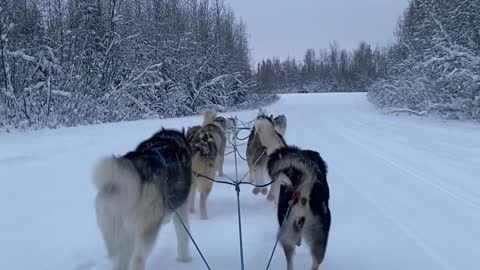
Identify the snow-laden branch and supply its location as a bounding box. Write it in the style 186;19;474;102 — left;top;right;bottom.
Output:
384;108;426;116
7;50;35;62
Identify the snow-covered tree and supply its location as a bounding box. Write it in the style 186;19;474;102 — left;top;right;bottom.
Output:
368;0;480;120
0;0;260;131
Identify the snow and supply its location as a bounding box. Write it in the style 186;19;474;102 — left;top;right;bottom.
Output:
1;92;479;270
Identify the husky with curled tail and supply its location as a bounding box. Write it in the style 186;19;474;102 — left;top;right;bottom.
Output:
186;110;226;219
255;117;331;270
246;111;287;198
92;129;193;270
214;115;238;145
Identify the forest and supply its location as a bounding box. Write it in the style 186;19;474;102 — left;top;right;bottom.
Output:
0;0;258;130
368;0;480;120
256;42;385;93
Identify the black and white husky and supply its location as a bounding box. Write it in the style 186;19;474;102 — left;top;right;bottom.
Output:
255;117;331;270
92;129;193;270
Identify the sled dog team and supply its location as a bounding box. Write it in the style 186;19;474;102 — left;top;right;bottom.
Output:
92;109;331;270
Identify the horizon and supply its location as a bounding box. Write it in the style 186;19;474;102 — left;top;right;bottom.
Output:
226;0;410;64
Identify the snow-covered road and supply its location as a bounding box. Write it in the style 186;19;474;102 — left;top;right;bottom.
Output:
1;93;479;270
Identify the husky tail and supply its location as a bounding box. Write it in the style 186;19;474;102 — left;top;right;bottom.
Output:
202;109;217;127
254;117;287;154
92;156;141;213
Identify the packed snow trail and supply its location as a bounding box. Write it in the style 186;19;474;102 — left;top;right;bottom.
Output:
1;93;479;270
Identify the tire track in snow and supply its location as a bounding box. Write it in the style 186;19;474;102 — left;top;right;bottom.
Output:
336;126;480;210
346;115;480;189
333;169;452;270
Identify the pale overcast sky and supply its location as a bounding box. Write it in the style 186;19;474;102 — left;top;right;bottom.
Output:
225;0;410;63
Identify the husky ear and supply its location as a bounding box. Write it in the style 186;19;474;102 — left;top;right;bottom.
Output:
277;172;293;186
181;127;185;134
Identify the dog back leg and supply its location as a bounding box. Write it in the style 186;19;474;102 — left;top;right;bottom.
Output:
197;175;213;220
305;235;328;270
128;220;162;270
248;162;255;184
226;131;232;145
95;197;133;270
252;166;268;195
303;219;329;270
199;191;209;220
173;202;192;262
216;147;225;177
267;179;280;204
309;246;326;270
251;165;260;195
188;175;197;214
127;189;164;270
282;244;295;270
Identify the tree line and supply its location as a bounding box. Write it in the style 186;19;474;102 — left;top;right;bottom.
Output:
256;42;387;93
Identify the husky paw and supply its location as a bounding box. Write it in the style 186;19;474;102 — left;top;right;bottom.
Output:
252;187;260;195
189;208;196;214
200;214;208;220
260;188;268;195
266;193;275;201
177;255;192;263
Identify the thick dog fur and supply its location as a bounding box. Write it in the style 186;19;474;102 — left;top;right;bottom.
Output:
256;119;331;270
186;110;226;219
93;129;193;270
202;110;227;177
273;114;287;136
246;112;287;197
254;115;288;155
202;109;217;126
214;116;238;145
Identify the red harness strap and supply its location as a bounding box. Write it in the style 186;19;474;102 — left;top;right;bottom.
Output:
288;191;298;206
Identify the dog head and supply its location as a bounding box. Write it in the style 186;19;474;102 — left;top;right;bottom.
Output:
226;117;237;129
214;116;228;130
191;128;218;160
256;108;272;119
256;111;274;123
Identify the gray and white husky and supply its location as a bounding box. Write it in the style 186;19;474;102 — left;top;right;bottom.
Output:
214;115;238;145
92;129;193;270
246;111;287;199
186;110;226;219
255;117;331;270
